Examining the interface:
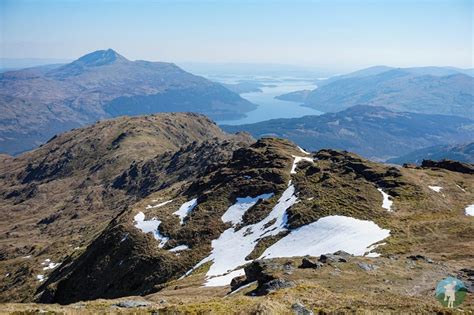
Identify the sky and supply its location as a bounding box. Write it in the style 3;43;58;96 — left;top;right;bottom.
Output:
1;0;472;71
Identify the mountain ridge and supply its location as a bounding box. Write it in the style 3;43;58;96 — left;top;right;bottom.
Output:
0;49;256;155
303;69;474;118
221;105;474;161
0;113;472;313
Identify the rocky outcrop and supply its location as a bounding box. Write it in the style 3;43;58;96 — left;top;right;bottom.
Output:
421;159;474;174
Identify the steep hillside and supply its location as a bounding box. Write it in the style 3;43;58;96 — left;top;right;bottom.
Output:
0;113;253;302
0;113;472;313
304;70;474;118
222;105;474;161
387;143;474;165
0;49;256;155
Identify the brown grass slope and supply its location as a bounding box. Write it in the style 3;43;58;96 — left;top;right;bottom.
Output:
0;112;252;302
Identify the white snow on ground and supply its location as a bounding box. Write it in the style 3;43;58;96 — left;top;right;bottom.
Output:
221;193;274;225
297;146;310;155
146;200;173;209
457;185;466;192
134;212;169;247
377;188;393;212
465;204;474;216
290;155;314;174
428;186;443;192
187;155;390;287
173;199;198;224
204;269;245;287
41;259;60;270
23;255;31;259
365;252;381;258
259;215;390;259
169;245;189;252
364;242;386;257
36;274;45;282
192;184;297;286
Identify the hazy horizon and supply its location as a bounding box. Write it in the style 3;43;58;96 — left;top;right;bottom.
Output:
1;0;472;71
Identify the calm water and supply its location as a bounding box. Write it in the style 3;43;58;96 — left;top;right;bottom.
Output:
212;76;323;125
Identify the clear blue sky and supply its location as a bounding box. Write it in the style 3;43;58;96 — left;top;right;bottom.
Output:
1;0;472;70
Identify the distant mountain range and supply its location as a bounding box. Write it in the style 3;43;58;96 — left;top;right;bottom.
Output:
387;142;474;165
221;105;474;161
276;66;474;118
314;65;474;87
0;49;256;155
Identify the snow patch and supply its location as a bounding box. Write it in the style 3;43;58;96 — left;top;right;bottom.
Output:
260;215;390;259
134;212;169;247
42;259;60;270
221;193;274;225
364;242;386;257
173;198;198;224
190;184;297;285
146;200;173;209
36;274;45;282
291;155;314;174
428;186;443;193
465;204;474;216
297;146;310;155
204;269;245;287
456;185;466;192
120;233;129;243
377;188;393;212
169;245;189;252
188;185;390;287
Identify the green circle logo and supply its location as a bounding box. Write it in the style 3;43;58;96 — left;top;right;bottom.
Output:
435;277;468;308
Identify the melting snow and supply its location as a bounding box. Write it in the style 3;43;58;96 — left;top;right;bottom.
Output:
290;155;314;174
428;186;443;193
297;146;310;155
260;215;390;259
465;204;474;216
169;245;189;252
134;212;169;247
120;233;129;243
456;185;466;192
146;199;173;209
42;260;60;270
377;188;393;212
221;193;274;225
36;274;45;282
204;269;245;287
173;199;198;224
193;184;297;285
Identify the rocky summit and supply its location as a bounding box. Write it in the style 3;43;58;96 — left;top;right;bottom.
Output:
0;113;473;313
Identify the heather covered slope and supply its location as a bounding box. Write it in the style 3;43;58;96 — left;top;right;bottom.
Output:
0;49;256;155
0;113;472;313
0;113;253;302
